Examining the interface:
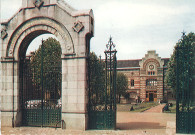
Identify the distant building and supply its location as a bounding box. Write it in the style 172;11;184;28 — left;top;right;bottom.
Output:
117;50;174;103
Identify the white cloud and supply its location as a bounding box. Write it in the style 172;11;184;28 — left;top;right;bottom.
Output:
1;0;195;60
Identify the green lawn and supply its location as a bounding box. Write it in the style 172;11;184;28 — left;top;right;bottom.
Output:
163;103;176;113
117;102;159;112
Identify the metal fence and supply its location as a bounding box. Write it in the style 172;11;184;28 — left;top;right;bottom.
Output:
176;33;195;134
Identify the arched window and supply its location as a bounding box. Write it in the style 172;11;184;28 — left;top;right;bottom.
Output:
148;71;155;75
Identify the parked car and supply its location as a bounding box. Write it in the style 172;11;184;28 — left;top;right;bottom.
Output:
25;99;61;109
25;100;42;109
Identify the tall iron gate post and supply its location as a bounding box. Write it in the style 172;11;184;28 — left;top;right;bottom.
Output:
176;32;195;134
104;37;117;129
88;37;117;129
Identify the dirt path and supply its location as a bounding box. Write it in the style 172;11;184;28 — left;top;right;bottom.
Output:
117;112;175;130
116;104;175;134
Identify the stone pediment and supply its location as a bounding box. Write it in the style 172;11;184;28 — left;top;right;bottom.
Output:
22;0;76;12
1;0;93;25
1;0;94;59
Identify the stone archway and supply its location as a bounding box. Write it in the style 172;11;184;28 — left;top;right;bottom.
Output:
7;17;74;59
1;0;94;130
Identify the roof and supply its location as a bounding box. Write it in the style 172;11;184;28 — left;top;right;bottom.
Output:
117;58;170;68
117;59;141;68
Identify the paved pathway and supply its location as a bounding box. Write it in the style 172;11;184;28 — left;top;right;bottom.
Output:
0;127;172;135
144;103;166;113
117;112;175;133
1;104;176;135
1;113;176;135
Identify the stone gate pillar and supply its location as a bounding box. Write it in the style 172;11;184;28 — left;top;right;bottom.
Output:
1;0;94;130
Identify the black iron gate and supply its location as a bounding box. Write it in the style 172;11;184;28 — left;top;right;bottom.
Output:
88;37;117;129
20;40;62;127
176;33;195;134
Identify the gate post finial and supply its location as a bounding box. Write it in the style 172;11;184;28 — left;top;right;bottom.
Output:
106;36;116;52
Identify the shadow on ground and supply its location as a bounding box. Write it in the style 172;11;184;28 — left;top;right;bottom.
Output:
117;122;166;130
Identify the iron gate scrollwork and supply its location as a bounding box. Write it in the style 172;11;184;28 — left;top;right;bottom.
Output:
20;40;62;127
88;37;117;129
176;32;195;134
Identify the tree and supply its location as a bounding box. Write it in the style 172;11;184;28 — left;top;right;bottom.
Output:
116;72;128;103
30;37;62;101
88;52;129;104
165;32;195;95
88;52;105;104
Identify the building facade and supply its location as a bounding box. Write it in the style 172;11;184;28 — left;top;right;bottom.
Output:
117;50;174;103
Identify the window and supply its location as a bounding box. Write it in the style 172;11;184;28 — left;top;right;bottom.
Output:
148;71;155;75
131;79;134;87
146;79;157;86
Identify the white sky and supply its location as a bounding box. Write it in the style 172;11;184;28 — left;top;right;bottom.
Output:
1;0;195;59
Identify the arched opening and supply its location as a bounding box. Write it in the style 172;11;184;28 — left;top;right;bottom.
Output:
18;32;62;127
1;1;94;129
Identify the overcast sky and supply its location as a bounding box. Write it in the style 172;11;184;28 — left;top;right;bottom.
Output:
1;0;195;59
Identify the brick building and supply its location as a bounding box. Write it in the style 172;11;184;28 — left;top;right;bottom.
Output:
117;50;174;103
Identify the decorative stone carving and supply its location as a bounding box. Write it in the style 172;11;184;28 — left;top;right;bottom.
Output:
73;21;84;33
1;28;8;39
33;0;44;8
149;65;154;70
66;45;71;50
7;17;74;57
9;49;13;55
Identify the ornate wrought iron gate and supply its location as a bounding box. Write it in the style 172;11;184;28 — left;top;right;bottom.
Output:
88;37;117;129
176;33;195;134
20;41;62;127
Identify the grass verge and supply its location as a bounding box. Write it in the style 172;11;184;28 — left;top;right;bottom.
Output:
163;104;176;113
117;102;159;112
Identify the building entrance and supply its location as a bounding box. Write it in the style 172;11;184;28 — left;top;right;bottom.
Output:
149;93;154;101
146;91;157;102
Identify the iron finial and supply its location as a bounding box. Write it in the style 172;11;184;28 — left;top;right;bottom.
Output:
106;36;115;51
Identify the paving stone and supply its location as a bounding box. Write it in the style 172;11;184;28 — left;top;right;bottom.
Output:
1;111;176;135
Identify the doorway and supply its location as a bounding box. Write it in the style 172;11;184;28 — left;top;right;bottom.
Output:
149;93;154;101
146;91;157;102
20;35;62;127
